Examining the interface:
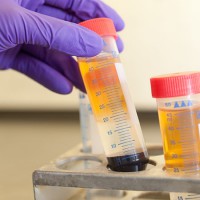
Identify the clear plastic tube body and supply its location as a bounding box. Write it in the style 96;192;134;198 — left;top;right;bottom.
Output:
156;94;200;200
79;91;104;154
78;36;148;172
79;92;92;153
156;94;200;173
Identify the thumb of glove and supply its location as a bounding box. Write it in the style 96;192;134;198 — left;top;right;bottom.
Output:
1;5;103;57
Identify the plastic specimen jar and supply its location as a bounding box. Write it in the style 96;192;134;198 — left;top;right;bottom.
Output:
77;18;149;172
150;72;200;173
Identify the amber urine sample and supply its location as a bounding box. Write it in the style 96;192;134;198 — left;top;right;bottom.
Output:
79;56;121;117
158;106;200;173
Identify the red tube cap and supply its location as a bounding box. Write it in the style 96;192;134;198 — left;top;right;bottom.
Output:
79;18;117;39
150;71;200;98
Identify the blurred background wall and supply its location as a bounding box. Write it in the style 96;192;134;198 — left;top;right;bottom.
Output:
1;0;200;111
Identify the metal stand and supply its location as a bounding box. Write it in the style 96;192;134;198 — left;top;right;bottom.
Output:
33;144;200;200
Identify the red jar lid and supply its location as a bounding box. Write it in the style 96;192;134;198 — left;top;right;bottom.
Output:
150;72;200;98
79;18;117;39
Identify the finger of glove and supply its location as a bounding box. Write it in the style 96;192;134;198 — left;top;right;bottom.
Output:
12;52;73;94
46;50;86;92
0;46;21;69
44;0;125;31
37;4;81;23
7;7;103;57
116;36;124;53
62;55;86;93
23;44;86;92
36;5;124;53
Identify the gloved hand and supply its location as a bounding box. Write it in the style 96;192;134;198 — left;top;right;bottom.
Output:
0;0;124;94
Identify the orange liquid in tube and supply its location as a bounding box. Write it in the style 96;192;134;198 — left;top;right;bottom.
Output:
151;72;200;173
158;106;200;173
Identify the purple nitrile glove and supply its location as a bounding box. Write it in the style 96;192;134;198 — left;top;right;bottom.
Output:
0;0;125;94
